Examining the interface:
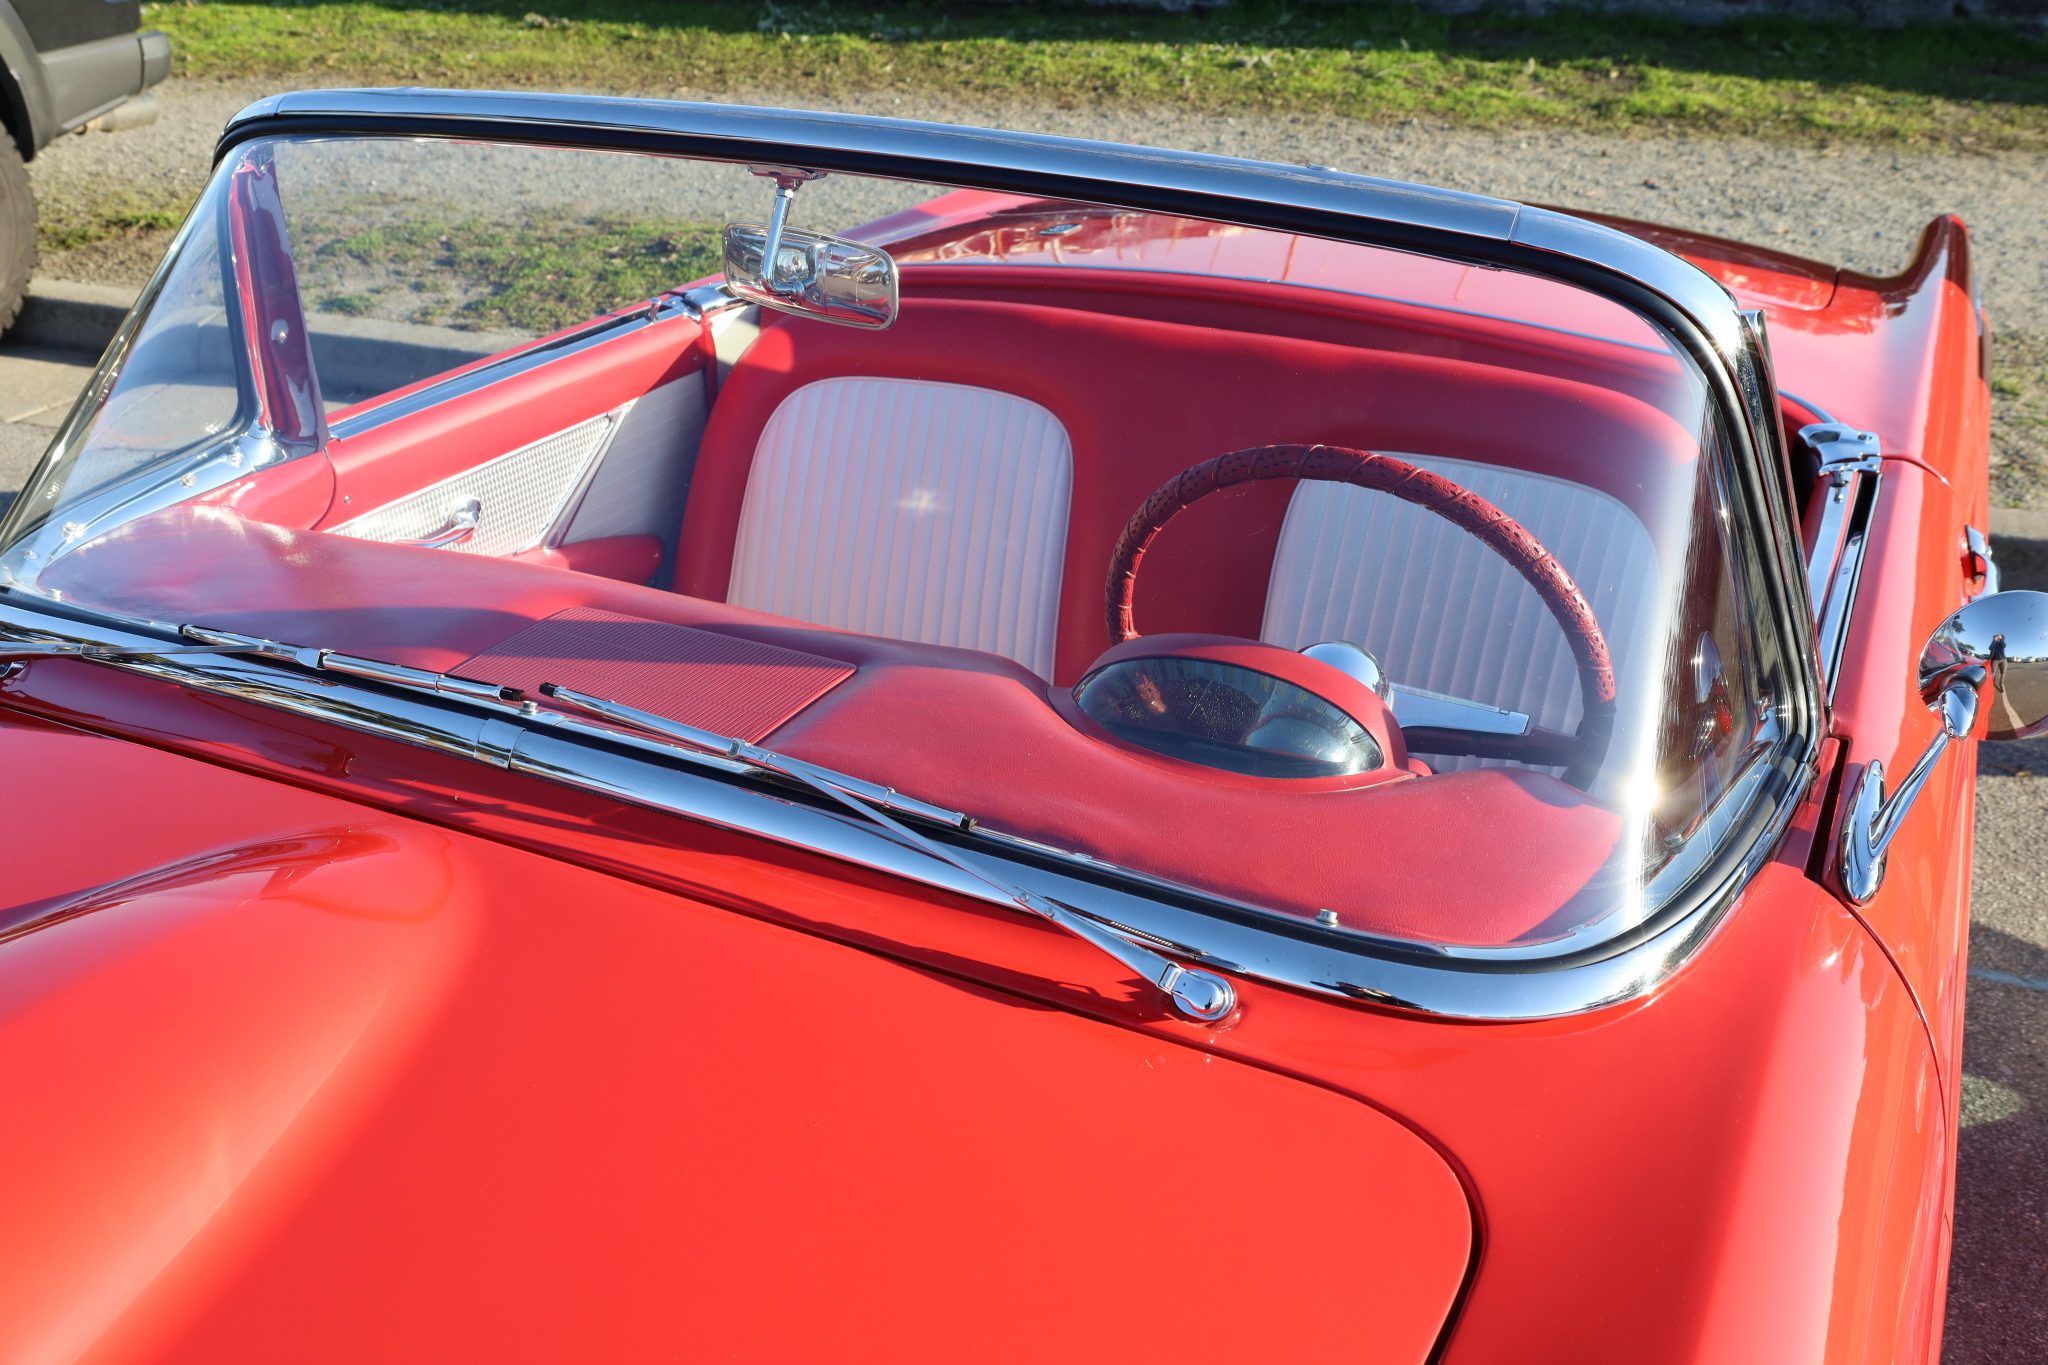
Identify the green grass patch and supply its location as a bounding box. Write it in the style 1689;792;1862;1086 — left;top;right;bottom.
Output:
145;0;2048;150
300;210;723;333
39;194;185;253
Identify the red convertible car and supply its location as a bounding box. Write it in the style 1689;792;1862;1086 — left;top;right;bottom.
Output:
1;91;2041;1363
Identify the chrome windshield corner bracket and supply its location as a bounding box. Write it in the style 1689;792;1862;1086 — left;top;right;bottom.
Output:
1800;421;1883;701
1839;681;1976;903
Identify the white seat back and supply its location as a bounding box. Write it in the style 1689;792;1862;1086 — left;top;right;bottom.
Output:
727;377;1074;678
1262;455;1662;771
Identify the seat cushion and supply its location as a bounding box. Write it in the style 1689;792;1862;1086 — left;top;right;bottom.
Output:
724;376;1074;679
1262;454;1663;772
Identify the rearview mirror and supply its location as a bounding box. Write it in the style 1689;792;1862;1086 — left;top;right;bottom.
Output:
721;222;897;330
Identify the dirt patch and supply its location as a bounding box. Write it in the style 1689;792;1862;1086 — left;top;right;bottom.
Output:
40;230;178;292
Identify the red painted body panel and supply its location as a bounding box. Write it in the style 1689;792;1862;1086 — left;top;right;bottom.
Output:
0;715;1474;1365
0;184;1992;1363
0;692;1944;1363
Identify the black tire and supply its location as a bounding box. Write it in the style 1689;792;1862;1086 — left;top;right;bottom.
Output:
0;137;37;338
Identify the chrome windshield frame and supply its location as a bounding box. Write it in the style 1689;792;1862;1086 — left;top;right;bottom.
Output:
0;91;1825;1019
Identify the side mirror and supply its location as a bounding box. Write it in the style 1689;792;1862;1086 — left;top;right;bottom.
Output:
1842;588;2048;900
721;223;897;330
1918;589;2048;741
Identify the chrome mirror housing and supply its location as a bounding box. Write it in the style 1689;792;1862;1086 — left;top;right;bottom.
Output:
722;162;897;329
1919;589;2048;741
721;222;897;329
1842;588;2048;901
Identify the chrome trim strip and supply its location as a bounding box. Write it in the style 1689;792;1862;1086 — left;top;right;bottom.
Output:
0;593;1810;1019
1799;422;1883;702
327;292;701;442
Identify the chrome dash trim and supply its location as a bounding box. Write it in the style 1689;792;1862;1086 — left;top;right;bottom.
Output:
0;592;1811;1020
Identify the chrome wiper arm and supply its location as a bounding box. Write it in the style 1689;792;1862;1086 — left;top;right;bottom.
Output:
0;638;255;659
539;682;1239;1024
0;611;522;708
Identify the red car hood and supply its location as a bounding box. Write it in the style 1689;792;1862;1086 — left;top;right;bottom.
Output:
0;715;1471;1364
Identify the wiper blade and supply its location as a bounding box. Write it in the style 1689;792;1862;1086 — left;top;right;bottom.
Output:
539;682;1239;1024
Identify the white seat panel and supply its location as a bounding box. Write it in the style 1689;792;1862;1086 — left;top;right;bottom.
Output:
1262;455;1663;770
728;377;1073;678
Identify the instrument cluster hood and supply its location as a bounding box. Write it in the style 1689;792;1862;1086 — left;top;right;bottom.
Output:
0;713;1473;1363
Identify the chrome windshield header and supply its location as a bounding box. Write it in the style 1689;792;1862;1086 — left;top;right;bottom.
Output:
218;89;1747;361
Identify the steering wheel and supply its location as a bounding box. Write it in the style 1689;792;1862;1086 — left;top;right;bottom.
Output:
1105;444;1617;783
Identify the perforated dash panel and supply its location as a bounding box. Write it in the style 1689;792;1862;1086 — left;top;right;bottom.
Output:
465;607;855;742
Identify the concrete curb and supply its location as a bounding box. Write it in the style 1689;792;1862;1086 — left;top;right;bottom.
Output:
1990;507;2048;547
12;279;136;355
9;278;527;400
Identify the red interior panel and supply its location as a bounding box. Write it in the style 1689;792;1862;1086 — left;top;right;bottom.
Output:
463;606;854;742
680;291;1697;683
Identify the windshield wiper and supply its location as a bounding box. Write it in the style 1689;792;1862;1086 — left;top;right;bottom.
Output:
2;606;1238;1021
539;682;1239;1023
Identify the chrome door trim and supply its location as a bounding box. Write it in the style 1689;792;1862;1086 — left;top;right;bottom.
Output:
0;592;1811;1021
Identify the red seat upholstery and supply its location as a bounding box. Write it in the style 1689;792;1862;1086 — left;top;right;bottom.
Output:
679;283;1697;685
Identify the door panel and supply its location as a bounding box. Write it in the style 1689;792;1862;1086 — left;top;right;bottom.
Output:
312;314;709;564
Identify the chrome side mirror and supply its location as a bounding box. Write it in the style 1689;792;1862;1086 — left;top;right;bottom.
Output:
1918;588;2048;740
1841;589;2048;901
721;164;897;330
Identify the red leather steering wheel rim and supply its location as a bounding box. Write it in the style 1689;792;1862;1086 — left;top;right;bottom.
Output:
1106;444;1617;777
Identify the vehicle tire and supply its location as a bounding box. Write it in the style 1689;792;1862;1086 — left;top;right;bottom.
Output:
0;138;37;338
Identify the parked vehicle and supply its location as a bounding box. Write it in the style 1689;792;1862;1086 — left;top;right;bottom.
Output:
0;1;171;331
0;90;2034;1363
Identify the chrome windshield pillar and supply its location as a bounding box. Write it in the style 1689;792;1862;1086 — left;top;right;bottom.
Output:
1799;422;1883;702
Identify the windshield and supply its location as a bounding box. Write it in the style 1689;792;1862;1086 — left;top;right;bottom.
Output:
0;131;1794;963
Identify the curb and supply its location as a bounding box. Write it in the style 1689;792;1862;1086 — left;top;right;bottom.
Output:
7;278;525;400
1990;507;2048;548
11;279;136;354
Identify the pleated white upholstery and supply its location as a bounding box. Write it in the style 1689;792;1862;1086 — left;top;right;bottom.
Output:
1262;455;1662;770
728;377;1074;678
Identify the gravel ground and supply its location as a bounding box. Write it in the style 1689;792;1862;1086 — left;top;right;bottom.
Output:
19;75;2048;1362
31;79;2048;325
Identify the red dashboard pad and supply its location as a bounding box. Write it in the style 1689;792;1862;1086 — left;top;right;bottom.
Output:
462;607;856;741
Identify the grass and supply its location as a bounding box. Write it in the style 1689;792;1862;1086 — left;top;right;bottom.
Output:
40;196;184;253
300;210;724;332
143;0;2048;150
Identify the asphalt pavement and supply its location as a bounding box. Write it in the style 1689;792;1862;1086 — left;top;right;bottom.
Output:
5;78;2045;1363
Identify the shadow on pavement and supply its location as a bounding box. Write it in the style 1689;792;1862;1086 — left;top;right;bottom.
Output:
1945;918;2048;1361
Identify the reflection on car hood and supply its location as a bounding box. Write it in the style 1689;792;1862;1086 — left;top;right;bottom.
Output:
0;714;1472;1362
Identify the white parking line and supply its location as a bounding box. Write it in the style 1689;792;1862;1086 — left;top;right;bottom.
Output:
1970;967;2048;993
